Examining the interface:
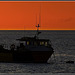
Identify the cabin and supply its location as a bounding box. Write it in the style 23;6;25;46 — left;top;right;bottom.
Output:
16;37;51;47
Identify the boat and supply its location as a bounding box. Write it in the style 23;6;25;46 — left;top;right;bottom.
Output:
0;24;54;63
0;6;54;63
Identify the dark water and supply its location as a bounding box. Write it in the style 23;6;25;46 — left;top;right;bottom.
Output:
0;30;75;73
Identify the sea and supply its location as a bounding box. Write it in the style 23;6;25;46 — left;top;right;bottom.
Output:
0;30;75;73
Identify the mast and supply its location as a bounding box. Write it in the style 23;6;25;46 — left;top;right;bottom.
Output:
24;24;26;37
35;4;41;39
36;23;40;39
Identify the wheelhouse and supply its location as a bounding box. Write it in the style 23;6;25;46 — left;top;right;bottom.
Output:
16;37;50;47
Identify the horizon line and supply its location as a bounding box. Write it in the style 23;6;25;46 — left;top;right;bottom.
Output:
0;1;75;2
0;29;75;31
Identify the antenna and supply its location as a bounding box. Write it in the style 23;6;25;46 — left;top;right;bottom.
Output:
36;14;37;27
39;3;41;27
24;24;25;37
34;4;41;39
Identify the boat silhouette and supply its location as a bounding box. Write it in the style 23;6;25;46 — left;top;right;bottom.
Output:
0;7;54;63
0;24;54;63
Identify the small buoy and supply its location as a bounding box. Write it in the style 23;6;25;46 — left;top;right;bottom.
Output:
66;61;74;64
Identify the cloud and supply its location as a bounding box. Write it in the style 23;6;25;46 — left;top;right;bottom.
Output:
60;17;73;23
64;17;72;22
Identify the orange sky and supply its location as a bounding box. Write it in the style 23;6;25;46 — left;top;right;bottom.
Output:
0;1;75;30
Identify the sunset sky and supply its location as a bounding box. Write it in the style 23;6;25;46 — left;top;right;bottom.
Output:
0;1;75;30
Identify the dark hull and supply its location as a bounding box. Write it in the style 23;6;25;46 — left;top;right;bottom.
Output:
0;51;54;63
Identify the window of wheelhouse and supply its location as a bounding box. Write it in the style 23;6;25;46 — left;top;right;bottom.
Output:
26;41;33;45
45;42;48;46
40;41;48;46
27;41;29;45
33;41;39;46
40;42;44;45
